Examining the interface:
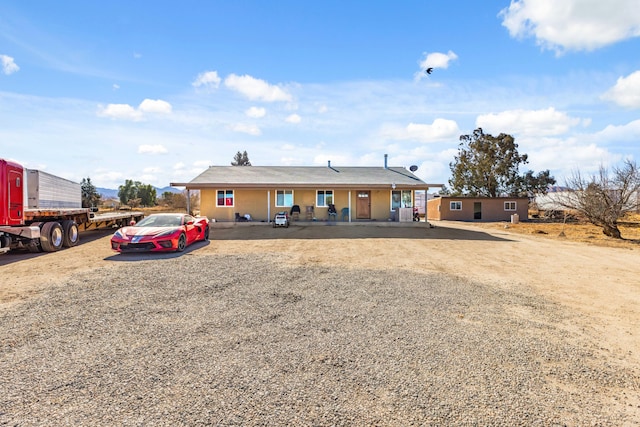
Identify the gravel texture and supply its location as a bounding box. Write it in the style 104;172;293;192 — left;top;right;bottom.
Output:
1;252;638;425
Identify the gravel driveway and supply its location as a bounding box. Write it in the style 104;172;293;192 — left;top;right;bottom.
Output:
1;237;638;425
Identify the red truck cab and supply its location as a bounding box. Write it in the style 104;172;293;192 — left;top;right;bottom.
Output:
0;159;24;227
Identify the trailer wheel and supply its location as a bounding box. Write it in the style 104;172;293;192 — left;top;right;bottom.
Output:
61;220;79;247
40;222;63;252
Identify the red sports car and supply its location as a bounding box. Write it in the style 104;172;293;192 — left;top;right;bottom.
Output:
110;213;210;253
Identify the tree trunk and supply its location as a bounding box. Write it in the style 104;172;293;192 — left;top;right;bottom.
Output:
602;223;622;239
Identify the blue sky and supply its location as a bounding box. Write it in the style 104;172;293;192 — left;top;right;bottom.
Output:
1;0;640;190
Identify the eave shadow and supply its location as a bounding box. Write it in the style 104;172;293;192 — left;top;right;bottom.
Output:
209;224;513;242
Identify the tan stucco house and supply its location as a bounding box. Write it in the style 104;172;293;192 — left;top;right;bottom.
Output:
427;196;528;222
171;160;435;223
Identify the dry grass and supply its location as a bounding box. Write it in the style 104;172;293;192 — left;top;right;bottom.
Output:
474;213;640;249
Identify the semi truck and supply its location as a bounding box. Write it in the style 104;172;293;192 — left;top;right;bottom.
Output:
0;158;144;254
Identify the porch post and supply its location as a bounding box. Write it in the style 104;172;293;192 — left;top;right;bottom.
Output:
186;189;191;215
267;190;271;223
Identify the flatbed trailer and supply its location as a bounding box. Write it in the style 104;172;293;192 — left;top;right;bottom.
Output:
1;158;145;254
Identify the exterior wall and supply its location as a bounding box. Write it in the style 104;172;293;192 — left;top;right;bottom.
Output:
199;187;421;222
426;197;443;220
427;197;529;222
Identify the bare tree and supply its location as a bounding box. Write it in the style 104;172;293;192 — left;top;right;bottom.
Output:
561;160;640;239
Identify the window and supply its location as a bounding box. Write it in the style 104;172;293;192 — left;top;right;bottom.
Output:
316;190;333;207
504;201;517;211
216;190;234;207
276;190;294;207
450;201;462;210
391;190;412;209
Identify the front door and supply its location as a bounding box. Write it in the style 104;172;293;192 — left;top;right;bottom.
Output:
474;202;482;220
356;191;370;219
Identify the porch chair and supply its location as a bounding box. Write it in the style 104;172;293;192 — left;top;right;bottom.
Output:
328;204;337;221
290;204;301;221
341;207;349;221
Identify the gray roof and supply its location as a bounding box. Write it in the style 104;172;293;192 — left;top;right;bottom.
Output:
171;166;432;189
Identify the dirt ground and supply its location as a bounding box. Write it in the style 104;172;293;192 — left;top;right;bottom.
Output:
1;220;639;392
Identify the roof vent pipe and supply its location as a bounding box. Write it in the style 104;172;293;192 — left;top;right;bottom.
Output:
384;154;388;169
328;160;331;168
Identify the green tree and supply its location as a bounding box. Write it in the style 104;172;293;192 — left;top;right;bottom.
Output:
449;128;554;197
80;177;101;208
231;150;252;166
118;179;138;205
137;184;157;207
520;169;556;200
117;180;157;206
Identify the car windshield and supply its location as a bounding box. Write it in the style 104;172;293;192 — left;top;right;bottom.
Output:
136;215;182;227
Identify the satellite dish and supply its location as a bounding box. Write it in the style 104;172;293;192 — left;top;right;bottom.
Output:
409;165;418;172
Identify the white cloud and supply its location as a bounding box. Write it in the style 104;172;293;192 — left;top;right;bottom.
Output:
192;71;221;89
381;118;460;142
601;71;640;108
138;144;168;154
224;74;292;102
499;0;640;54
245;106;267;118
173;162;186;170
416;51;458;80
112;84;120;90
97;103;143;121
1;54;20;75
97;99;172;121
476;108;583;136
139;99;172;114
285;113;301;124
229;123;262;136
595;118;640;142
419;51;458;70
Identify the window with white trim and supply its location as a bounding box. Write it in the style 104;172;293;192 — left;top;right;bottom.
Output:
316;190;333;207
450;201;462;210
216;190;234;207
391;190;412;209
276;190;294;207
504;201;517;211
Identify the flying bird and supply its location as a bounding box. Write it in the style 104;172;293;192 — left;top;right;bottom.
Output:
425;67;433;74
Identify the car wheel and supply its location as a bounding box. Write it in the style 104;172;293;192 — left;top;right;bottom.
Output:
176;233;187;252
204;225;210;240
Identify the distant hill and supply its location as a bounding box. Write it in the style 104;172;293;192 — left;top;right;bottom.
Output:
97;186;182;199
